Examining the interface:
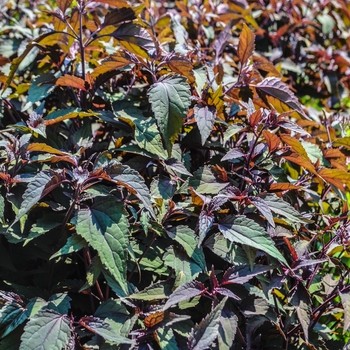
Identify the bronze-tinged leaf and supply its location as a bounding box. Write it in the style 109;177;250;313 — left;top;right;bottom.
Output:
237;23;255;66
56;75;87;91
333;137;350;149
268;183;301;191
144;311;165;328
254;77;308;119
27;143;69;156
56;0;73;14
166;56;195;84
92;51;137;77
318;169;350;191
249;109;262;127
0;55;10;67
262;130;280;153
283;152;317;175
252;55;281;77
323;148;346;159
280;134;309;161
91;0;131;7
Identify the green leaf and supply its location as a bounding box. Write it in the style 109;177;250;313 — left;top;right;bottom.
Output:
128;281;173;301
157;327;179;350
80;256;103;292
148;75;191;156
169;226;206;271
73;198;129;294
46;294;71;315
204;234;248;265
80;316;134;345
188;297;227;350
13;170;63;226
223;124;243;143
194;105;216;146
188;166;229;195
164;247;203;287
218;216;288;265
27;73;56;105
19;310;72;350
262;194;313;224
0;301;27;339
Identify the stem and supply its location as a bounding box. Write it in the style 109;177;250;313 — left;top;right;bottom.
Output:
78;1;87;110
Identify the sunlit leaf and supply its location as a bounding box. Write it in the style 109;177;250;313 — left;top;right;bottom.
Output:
262;194;312;224
218;215;288;265
194;105;216;146
262;130;280;153
164;281;206;310
19;310;72;350
280;134;309;161
188;297;227;350
249;196;275;227
45;108;96;126
148;75;191;156
283;152;317;175
254;77;307;119
56;0;72;14
56;75;87;91
237;23;255;66
333;137;350;149
318;168;350;191
113;23;155;58
166;56;195;83
73;198;129;294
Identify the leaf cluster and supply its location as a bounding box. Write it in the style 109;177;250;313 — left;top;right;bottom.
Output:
0;0;350;349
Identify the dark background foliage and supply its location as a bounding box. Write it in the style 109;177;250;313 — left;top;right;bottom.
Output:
0;0;350;349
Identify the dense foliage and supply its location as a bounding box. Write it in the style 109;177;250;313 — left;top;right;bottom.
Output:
0;0;350;349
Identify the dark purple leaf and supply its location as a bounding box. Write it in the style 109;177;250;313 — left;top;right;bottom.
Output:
163;281;206;310
215;287;240;300
249;196;275;227
194;105;216;146
222;264;273;285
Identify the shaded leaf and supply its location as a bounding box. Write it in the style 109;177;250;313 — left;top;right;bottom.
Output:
13;170;63;225
198;211;214;247
128;281;172;301
218;308;238;350
290;283;311;343
148;75;191;156
101;7;136;28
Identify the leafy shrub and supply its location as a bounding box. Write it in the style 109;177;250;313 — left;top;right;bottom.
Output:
0;0;350;349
